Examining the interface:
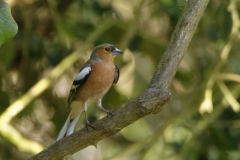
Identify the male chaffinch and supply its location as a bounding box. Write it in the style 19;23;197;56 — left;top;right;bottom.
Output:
56;43;123;141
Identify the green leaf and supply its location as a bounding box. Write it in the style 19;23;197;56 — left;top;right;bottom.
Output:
0;2;18;46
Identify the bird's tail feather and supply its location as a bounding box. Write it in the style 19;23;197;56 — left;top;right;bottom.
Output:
56;114;70;141
66;114;80;136
56;101;83;141
56;113;80;141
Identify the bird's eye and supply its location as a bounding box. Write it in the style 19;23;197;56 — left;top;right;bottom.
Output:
105;47;110;52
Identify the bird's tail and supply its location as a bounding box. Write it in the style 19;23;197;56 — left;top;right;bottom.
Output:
56;111;80;141
56;101;84;141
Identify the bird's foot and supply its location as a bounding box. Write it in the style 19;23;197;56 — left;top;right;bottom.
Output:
85;120;97;131
106;111;114;116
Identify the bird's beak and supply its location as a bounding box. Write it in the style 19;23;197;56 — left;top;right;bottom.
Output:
112;48;123;55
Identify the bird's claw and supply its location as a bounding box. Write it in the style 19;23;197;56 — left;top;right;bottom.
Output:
107;111;114;116
85;120;97;131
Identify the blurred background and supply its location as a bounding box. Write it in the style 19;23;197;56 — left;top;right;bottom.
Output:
0;0;240;159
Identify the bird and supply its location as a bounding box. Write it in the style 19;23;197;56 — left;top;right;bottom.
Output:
56;43;123;141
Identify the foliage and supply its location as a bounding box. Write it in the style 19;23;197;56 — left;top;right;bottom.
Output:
0;0;240;160
0;1;17;46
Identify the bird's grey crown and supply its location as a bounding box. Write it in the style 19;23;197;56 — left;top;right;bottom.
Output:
93;44;116;53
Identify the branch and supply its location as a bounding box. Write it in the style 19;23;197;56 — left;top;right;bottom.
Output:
28;0;210;159
0;18;115;153
0;51;82;154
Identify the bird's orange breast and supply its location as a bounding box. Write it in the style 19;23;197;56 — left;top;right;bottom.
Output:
75;61;115;102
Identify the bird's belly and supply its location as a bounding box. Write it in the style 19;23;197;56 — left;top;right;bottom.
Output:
76;64;115;102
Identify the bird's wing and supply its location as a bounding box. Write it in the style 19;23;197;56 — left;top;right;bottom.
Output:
113;65;120;84
68;63;92;105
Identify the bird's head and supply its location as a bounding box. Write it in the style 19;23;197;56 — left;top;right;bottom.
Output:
90;44;123;62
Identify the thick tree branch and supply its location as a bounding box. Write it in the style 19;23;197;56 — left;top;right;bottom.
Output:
28;0;210;159
149;0;209;89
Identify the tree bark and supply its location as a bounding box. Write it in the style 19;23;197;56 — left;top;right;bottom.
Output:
28;0;210;159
